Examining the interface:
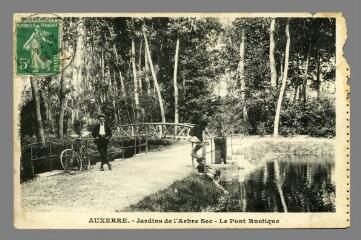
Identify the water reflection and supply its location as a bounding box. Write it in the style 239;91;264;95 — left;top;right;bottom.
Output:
220;155;335;212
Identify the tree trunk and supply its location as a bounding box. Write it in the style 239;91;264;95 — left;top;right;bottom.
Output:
131;39;140;120
269;18;277;88
302;43;312;107
138;41;143;95
274;19;291;137
316;53;321;99
71;24;84;125
119;70;126;97
239;28;248;124
106;25;126;98
58;74;65;139
112;44;126;97
144;43;151;95
46;84;55;133
278;61;283;88
143;27;166;123
111;69;119;123
39;89;49;121
30;77;45;145
101;48;105;81
182;72;186;96
173;37;180;124
58;37;78;139
293;85;298;103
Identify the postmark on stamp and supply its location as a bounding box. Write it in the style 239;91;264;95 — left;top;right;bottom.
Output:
15;21;60;75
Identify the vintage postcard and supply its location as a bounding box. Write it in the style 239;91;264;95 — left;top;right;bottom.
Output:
13;12;350;229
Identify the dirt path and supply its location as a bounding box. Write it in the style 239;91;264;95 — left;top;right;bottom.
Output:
21;142;193;212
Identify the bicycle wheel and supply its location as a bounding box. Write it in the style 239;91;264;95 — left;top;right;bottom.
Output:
60;149;82;174
79;146;90;170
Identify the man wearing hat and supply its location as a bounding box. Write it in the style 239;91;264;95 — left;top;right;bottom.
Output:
92;114;112;171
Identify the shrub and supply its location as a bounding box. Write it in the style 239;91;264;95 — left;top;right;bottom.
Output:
279;97;335;137
128;173;224;212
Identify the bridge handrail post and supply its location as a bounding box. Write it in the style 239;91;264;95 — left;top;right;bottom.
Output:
30;144;35;176
202;142;207;174
49;141;52;172
121;138;124;159
158;125;162;138
210;138;213;164
145;135;148;154
191;142;195;169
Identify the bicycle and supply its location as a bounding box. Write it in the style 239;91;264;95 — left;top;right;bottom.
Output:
60;139;90;174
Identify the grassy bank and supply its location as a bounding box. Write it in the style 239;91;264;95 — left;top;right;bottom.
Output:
231;136;334;164
127;173;224;212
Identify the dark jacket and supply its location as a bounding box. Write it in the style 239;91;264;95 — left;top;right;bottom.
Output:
189;123;206;142
92;123;112;139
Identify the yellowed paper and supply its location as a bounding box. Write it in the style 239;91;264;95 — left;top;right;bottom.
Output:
13;12;350;229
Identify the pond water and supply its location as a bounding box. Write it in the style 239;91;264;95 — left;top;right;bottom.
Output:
220;154;335;212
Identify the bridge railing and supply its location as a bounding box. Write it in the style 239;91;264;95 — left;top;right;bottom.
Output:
113;122;213;139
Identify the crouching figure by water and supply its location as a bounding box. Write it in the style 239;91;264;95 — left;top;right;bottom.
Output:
195;156;228;194
195;157;220;180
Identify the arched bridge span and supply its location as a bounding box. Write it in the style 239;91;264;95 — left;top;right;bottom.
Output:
113;122;211;139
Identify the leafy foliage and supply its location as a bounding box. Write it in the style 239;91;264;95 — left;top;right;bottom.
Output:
128;173;224;212
20;17;336;144
279;96;335;137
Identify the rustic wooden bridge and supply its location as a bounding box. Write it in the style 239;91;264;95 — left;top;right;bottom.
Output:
112;122;212;139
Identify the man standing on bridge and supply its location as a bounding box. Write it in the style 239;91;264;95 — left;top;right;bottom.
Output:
92;114;112;171
189;118;208;158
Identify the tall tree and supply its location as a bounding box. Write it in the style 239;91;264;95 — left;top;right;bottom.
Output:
138;41;143;95
173;37;180;124
269;18;277;88
143;26;166;123
302;42;311;107
300;19;319;107
315;53;322;99
58;19;78;139
30;77;45;145
106;23;126;97
58;68;66;138
144;44;151;95
274;19;291;136
131;39;140;120
239;28;248;124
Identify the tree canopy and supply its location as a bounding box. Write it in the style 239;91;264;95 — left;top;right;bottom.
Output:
20;16;336;144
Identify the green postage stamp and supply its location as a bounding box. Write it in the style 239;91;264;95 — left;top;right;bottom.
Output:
15;21;60;75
